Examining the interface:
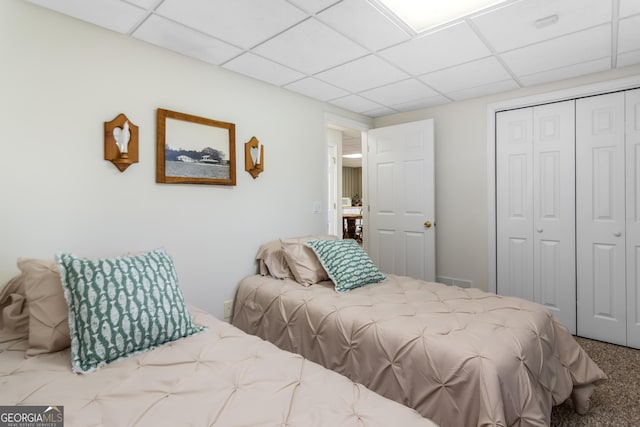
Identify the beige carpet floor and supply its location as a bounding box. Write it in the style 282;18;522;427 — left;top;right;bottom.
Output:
550;337;640;426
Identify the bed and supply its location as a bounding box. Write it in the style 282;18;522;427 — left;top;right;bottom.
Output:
232;237;608;427
0;252;436;427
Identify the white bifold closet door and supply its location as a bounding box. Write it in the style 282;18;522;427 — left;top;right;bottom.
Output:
576;92;627;345
496;100;576;333
626;88;640;349
576;89;640;348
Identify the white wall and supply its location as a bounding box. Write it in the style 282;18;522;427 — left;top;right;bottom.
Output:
374;64;640;292
0;0;370;319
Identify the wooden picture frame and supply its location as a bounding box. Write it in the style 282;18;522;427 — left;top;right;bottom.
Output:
156;109;236;186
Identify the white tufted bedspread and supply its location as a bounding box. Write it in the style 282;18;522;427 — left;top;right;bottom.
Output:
232;274;607;427
0;305;436;427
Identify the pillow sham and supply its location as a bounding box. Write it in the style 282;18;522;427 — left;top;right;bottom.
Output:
0;273;29;343
306;239;386;293
17;258;71;355
281;235;337;285
255;240;292;279
56;249;204;373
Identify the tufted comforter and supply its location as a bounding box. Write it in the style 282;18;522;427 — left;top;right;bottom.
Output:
0;305;435;427
232;274;607;427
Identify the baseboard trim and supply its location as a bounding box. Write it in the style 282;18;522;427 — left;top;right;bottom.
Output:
437;276;473;288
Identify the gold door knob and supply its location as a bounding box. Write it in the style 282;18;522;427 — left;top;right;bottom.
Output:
424;221;432;228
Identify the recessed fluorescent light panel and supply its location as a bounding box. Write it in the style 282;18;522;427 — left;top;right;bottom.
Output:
377;0;510;32
343;153;363;159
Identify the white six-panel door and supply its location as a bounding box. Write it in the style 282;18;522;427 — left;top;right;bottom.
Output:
367;119;435;281
533;101;576;332
497;101;576;332
496;108;534;300
626;88;640;348
576;92;627;345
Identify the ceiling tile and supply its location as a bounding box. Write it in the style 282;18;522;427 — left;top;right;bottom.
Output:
287;0;341;14
363;106;398;117
518;57;611;86
446;79;520;101
619;0;640;18
330;95;384;114
419;57;513;94
379;22;491;75
253;18;369;75
500;25;611;77
360;79;438;106
285;77;349;101
223;53;305;86
127;0;158;9
133;15;242;65
315;55;408;92
618;49;640;68
471;0;611;53
618;15;640;54
156;0;307;49
318;0;410;51
27;0;146;33
390;96;451;112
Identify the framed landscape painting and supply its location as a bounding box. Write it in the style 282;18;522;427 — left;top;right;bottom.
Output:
156;109;236;186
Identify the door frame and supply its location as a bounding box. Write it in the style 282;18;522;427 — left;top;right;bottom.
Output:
487;74;640;293
327;142;339;236
324;113;371;246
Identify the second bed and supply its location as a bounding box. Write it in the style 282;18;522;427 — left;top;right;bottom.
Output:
233;271;606;427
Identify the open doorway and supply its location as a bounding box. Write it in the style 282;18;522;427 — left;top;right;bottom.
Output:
326;115;368;246
340;128;364;244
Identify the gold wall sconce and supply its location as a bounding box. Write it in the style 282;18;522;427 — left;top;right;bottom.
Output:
244;136;264;179
104;113;139;172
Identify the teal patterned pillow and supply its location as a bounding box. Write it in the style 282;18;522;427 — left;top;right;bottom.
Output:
306;239;386;293
56;249;204;373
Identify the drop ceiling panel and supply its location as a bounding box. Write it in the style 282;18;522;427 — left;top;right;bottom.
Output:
500;25;611;76
315;55;409;92
618;50;640;68
419;56;514;94
364;107;398;117
518;57;611;86
330;94;384;114
391;96;451;113
379;22;492;75
360;79;438;106
471;0;611;53
285;77;350;101
134;15;243;65
618;15;640;54
253;18;369;74
619;0;640;18
156;0;307;49
27;0;146;33
447;79;520;101
287;0;341;14
223;53;305;86
127;0;157;9
318;0;410;51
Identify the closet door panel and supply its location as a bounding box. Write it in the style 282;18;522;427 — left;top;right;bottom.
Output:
627;88;640;349
577;92;627;345
497;109;534;300
533;101;576;332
